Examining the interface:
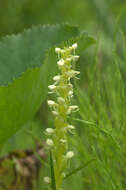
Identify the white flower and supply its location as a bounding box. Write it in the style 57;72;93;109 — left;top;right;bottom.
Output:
47;100;56;107
55;47;61;53
72;55;80;61
52;110;59;116
72;70;80;75
43;176;51;184
60;49;65;54
66;70;80;78
57;97;65;103
67;125;75;130
72;43;78;49
53;75;61;81
67;105;79;114
68;90;73;97
67;125;75;134
62;172;66;178
66;151;74;159
66;55;79;62
62;125;75;132
60;139;67;144
66;57;72;62
69;105;79;110
45;128;54;135
68;83;73;89
46;139;54;147
48;84;56;90
57;59;65;66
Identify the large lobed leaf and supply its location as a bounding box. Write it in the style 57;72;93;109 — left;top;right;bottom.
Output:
0;24;95;146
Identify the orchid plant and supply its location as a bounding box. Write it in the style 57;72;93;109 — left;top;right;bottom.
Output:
44;43;80;190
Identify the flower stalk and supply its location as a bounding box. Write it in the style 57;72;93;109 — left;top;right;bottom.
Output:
46;43;80;190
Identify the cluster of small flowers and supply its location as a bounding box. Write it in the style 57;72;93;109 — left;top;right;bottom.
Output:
44;43;80;188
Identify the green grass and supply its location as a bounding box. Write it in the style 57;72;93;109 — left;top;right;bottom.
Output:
38;27;126;190
64;33;126;190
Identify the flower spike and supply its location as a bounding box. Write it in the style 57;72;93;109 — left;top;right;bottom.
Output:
46;43;80;190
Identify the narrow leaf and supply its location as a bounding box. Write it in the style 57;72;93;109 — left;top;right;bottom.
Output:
72;117;120;149
71;117;96;126
64;158;96;180
50;151;56;190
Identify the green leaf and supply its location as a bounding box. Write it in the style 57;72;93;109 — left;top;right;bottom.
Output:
0;24;80;146
50;151;57;190
0;24;79;86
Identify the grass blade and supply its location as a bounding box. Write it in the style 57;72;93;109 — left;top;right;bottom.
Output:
72;117;120;149
50;151;57;190
64;158;96;180
71;117;96;126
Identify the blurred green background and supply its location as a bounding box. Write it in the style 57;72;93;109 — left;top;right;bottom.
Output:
0;0;125;38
